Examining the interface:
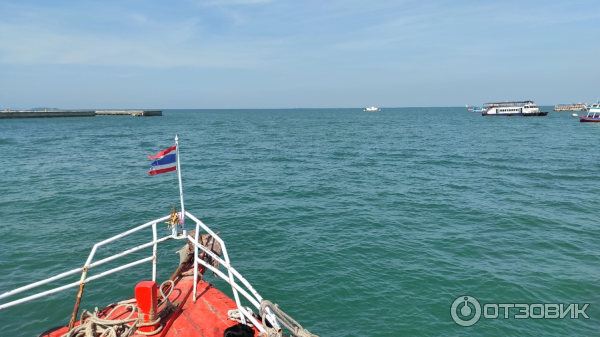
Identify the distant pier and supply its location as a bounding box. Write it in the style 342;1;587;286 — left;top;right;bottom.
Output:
0;110;162;119
95;110;162;117
0;110;95;119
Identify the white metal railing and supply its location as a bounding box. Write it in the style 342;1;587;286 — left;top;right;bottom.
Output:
0;211;282;334
186;212;281;334
0;215;171;310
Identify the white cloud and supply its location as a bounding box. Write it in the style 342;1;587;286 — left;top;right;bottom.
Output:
0;12;281;68
0;1;300;68
0;0;598;70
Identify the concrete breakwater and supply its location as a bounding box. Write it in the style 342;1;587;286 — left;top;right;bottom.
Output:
0;110;162;119
0;110;95;119
95;110;162;117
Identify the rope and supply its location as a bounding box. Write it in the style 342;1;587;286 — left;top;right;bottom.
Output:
228;307;255;327
135;317;163;336
159;280;174;306
62;304;138;337
259;300;319;337
61;280;174;337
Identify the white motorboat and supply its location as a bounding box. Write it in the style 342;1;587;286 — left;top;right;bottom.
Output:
364;106;381;112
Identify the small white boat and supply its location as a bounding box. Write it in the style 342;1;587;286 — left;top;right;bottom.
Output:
364;106;381;112
572;113;579;117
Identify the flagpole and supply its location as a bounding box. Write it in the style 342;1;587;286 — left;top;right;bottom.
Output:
175;134;185;234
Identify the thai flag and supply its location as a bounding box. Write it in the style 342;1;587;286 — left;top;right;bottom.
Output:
148;145;177;175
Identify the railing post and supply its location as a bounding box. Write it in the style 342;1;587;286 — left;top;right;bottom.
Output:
220;245;245;324
67;282;85;331
193;223;199;301
230;269;245;324
152;223;157;282
67;267;88;332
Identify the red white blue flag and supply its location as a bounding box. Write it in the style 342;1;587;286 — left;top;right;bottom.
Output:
148;145;177;175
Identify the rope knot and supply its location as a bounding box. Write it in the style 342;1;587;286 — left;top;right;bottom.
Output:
259;300;319;337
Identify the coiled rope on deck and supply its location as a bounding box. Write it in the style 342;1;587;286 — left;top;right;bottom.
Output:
62;303;139;337
258;300;319;337
61;280;174;337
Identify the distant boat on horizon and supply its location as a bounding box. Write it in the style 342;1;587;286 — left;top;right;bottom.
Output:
481;101;548;117
364;106;381;112
553;102;588;111
467;106;485;113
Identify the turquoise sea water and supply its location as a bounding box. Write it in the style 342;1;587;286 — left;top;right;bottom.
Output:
0;108;599;336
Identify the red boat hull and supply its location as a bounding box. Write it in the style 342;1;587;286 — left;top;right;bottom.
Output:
41;268;259;337
580;117;600;122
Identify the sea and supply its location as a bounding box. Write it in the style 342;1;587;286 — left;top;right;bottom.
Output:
0;108;599;336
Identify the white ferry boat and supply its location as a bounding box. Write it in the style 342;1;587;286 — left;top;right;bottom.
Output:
363;106;381;112
481;101;548;116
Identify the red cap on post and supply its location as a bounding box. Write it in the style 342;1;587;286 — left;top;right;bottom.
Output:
135;281;160;333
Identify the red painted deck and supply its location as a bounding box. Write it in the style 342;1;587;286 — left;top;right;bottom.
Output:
42;267;259;337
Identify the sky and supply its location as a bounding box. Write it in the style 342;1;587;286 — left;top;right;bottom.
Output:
0;0;599;109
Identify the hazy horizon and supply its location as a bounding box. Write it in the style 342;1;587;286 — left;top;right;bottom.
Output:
4;105;568;111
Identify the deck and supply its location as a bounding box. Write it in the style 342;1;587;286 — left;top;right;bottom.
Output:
41;265;257;337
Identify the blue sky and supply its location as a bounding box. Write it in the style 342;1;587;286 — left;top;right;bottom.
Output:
1;0;599;109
